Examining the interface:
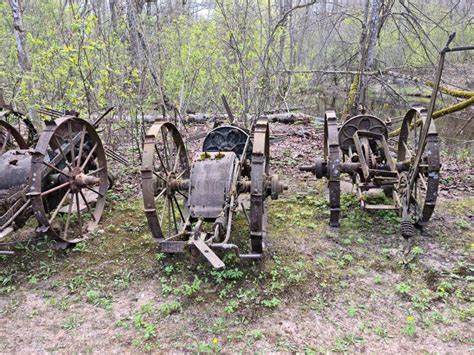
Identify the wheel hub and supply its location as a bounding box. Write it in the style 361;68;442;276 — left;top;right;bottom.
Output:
70;167;100;191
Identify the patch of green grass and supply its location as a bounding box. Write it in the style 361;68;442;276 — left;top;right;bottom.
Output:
261;297;281;308
158;301;182;316
373;326;389;338
62;314;82;331
411;289;432;312
348;305;357;318
86;289;113;310
403;316;416;337
247;329;265;342
196;338;221;353
114;270;133;290
395;282;411;296
309;294;328;313
454;218;470;230
435;280;454;301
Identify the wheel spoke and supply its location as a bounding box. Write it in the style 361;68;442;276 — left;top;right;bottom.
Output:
77;125;87;168
172;145;182;173
154;187;166;201
79;189;96;221
418;173;428;190
167;197;171;238
53;135;72;169
85;186;104;198
152;171;167;182
75;192;83;237
175;169;187;180
173;195;185;222
161;129;171;171
154;144;168;174
63;192;74;240
402;141;413;159
170;196;178;234
160;196;168;226
41;181;70;197
176;190;188;200
42;161;70;178
68;122;76;167
48;188;71;224
85;167;105;176
80;142;98;170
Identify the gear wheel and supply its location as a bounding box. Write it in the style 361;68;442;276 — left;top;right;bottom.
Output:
401;218;416;239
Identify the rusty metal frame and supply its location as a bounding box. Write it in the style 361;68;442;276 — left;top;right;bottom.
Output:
1;112;109;253
0;118;28;152
300;105;440;237
141;118;284;269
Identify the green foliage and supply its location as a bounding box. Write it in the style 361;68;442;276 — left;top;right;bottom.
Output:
159;301;182;316
396;282;412;296
261;297;281;308
403;316;416;337
1;1;471;116
86;289;113;310
62;314;82;331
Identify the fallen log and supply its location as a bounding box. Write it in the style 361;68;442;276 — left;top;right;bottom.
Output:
389;95;474;137
264;112;312;124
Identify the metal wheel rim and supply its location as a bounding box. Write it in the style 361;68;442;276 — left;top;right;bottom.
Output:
325;111;341;227
250;119;269;254
397;107;440;225
30;116;108;244
141;122;190;241
0;118;28;154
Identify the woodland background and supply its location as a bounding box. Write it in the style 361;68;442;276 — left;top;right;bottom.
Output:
1;0;473;123
1;1;473;353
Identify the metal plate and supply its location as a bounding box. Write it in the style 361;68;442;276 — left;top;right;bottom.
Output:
161;241;186;253
192;238;225;269
188;152;237;219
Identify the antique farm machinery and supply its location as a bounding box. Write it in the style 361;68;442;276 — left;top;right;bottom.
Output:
300;34;471;239
0;100;110;254
299;106;439;238
141;119;286;269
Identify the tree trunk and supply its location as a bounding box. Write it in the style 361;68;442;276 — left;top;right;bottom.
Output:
8;0;37;120
342;0;369;119
109;0;117;30
125;0;142;70
356;0;381;115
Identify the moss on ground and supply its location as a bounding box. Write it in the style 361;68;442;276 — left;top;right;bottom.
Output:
0;188;472;352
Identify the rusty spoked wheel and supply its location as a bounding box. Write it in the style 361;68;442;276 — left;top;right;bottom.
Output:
397;107;440;226
30;116;108;244
324;111;341;227
0;117;28;154
141;122;190;241
250;119;270;254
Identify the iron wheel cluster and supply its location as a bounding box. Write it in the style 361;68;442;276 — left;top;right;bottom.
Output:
0;112;109;250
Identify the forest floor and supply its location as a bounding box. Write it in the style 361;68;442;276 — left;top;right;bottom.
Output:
0;121;472;353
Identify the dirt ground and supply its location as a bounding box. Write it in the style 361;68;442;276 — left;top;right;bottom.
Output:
0;121;473;353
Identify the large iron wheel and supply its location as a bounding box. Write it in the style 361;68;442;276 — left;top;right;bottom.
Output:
250;119;270;254
141;122;190;241
30;116;108;244
324;111;341;227
0;117;28;154
397;107;440;226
